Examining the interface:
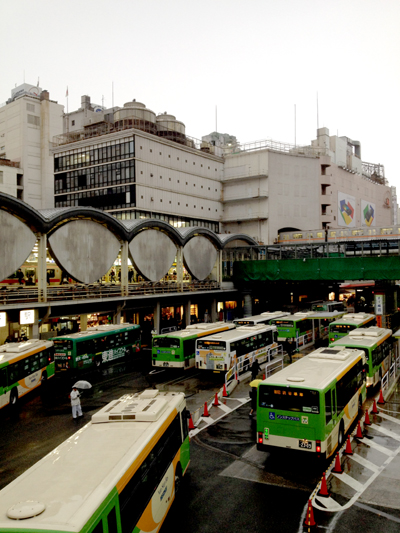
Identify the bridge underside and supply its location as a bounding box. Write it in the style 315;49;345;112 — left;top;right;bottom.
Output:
233;256;400;282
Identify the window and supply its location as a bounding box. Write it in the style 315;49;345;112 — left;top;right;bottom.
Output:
27;114;40;126
72;120;75;126
26;103;35;112
0;171;3;184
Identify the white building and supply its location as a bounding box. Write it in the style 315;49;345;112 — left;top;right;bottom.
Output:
0;83;63;208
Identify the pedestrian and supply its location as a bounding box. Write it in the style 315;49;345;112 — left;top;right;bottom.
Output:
251;358;261;380
16;268;24;285
249;386;257;417
69;387;83;419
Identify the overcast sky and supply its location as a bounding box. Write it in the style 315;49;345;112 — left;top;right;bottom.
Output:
2;0;400;192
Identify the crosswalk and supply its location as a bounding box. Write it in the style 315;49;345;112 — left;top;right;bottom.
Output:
189;396;250;438
313;403;400;512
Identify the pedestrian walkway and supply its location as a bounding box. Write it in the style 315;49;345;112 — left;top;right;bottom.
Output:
312;376;400;512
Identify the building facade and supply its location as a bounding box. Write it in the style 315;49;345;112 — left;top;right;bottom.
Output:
0;83;63;209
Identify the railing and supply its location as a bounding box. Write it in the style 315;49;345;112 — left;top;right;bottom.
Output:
225;345;283;389
0;280;222;306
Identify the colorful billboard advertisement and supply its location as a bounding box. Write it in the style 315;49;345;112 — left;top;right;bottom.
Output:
338;192;356;227
361;199;375;227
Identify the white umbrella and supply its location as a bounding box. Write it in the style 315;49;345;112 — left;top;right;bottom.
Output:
73;380;92;390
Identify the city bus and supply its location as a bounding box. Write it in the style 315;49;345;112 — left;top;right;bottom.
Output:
0;339;55;409
270;312;318;348
328;313;376;344
256;346;367;459
195;324;278;374
233;311;289;327
152;322;235;369
51;323;141;372
310;301;345;313
0;389;190;533
330;326;393;387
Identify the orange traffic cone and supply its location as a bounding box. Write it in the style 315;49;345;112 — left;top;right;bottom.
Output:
355;421;363;439
263;373;265;380
372;399;379;414
364;409;371;425
213;393;220;407
188;414;195;430
377;389;385;405
222;383;228;397
303;499;316;528
344;435;353;455
332;453;343;474
317;472;330;498
202;402;210;417
235;371;238;382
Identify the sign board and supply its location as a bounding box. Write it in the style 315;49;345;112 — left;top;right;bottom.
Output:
0;312;6;328
20;309;35;325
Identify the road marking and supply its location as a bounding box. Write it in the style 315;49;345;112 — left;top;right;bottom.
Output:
358;437;395;456
369;423;400;441
331;471;364;492
349;453;380;473
376;411;400;424
354;502;400;524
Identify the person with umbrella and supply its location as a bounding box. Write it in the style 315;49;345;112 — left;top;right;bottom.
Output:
69;386;83;419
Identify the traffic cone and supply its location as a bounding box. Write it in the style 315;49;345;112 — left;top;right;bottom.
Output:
372;399;379;414
235;371;238;382
188;414;195;430
222;383;228;397
332;453;343;473
202;402;210;417
364;409;371;425
355;421;363;439
213;393;220;407
263;373;265;380
378;389;385;405
344;435;353;455
303;499;316;528
317;472;330;498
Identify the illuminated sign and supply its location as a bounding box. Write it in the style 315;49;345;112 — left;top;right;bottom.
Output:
0;312;6;328
20;309;35;325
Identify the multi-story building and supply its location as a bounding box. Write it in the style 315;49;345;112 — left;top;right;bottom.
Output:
0;83;63;209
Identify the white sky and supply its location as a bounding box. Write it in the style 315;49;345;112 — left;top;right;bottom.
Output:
2;0;400;190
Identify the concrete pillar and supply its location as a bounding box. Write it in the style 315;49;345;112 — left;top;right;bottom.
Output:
37;233;47;303
120;241;129;296
153;301;161;334
211;298;217;322
243;293;252;317
176;246;183;291
80;314;88;332
184;299;191;328
27;309;39;339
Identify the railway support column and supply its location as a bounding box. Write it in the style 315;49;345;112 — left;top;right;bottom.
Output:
211;298;217;322
37;233;47;303
80;314;87;332
184;299;191;327
176;246;183;291
153;301;161;334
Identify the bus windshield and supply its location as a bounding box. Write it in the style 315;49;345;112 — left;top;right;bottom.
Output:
53;339;73;350
330;324;355;334
153;337;181;349
197;340;226;351
273;320;295;327
259;385;320;414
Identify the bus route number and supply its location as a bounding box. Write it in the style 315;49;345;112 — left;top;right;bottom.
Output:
299;440;312;450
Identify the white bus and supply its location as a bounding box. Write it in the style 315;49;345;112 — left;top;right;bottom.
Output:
328;313;376;344
0;389;190;533
233;311;290;327
195;324;278;374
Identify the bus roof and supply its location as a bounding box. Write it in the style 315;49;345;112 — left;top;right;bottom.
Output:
272;312;315;322
233;311;289;324
0;390;184;532
153;322;234;340
308;311;347;320
0;339;53;366
329;313;375;326
330;326;392;348
261;346;365;391
197;324;275;343
50;323;139;341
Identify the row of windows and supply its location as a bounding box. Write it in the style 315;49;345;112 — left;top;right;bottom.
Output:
113;210;219;232
1;348;54;387
144;196;217;212
54;140;135;171
139;145;220;172
55;160;135;193
142;173;219;192
55;185;136;210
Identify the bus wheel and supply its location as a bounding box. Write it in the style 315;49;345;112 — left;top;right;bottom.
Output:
174;464;182;495
10;388;18;407
338;421;345;448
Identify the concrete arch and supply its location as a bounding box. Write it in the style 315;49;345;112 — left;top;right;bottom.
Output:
129;228;177;281
183;236;218;280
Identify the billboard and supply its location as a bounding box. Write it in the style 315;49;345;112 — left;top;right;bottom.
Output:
338;192;356;227
361;200;375;227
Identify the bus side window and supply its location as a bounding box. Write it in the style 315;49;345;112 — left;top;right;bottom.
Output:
0;367;7;388
90;520;104;533
332;388;337;416
30;353;40;373
325;390;332;425
107;506;118;533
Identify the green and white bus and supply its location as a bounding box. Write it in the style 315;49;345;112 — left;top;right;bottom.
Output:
0;339;55;409
330;326;393;387
328;313;376;344
233;311;289;327
256;346;367;459
270;312;318;348
195;324;278;374
51;323;141;372
152;322;235;370
0;389;190;533
311;301;345;313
